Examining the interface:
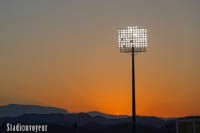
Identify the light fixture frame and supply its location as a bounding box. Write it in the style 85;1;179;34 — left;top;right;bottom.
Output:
118;26;148;53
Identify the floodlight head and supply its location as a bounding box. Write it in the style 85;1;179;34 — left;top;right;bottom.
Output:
118;26;148;53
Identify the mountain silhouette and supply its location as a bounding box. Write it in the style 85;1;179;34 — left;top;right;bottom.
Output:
0;104;68;118
87;111;129;119
0;113;174;133
0;104;199;133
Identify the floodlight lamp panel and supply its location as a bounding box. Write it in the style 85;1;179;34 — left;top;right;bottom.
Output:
118;26;148;52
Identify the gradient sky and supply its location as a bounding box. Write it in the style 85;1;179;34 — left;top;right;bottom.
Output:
0;0;200;117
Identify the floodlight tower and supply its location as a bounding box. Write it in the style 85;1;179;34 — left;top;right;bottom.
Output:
118;26;148;133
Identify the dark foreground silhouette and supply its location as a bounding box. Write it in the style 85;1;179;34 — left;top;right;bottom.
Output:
1;113;196;133
0;105;199;133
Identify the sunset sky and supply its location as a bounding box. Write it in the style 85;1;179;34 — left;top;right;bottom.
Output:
0;0;200;117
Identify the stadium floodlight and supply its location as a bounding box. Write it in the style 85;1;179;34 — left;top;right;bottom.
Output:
118;26;147;52
118;26;148;133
